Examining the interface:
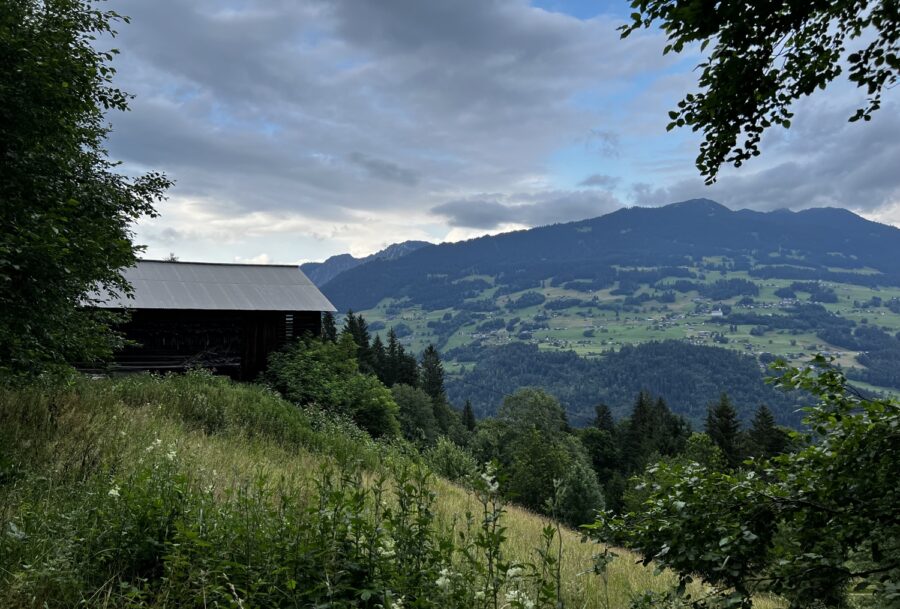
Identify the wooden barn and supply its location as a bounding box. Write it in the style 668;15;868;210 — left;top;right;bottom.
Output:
93;260;336;380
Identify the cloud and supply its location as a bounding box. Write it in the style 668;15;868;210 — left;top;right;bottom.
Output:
97;0;899;265
347;152;419;186
625;97;900;217
432;190;622;229
579;173;621;188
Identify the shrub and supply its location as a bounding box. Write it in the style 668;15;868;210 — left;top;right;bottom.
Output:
424;436;479;484
264;334;400;438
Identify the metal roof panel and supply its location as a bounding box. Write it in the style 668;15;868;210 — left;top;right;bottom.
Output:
91;260;337;312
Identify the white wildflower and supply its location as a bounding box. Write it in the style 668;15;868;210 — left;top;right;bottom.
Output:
378;537;396;558
506;566;524;579
108;485;120;498
480;471;499;493
504;589;534;609
166;448;177;461
146;438;162;453
435;567;452;589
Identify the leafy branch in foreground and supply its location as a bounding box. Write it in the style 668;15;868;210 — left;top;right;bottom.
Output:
1;0;170;381
621;0;900;182
585;355;900;608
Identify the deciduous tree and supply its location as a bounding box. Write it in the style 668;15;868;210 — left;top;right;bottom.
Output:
621;0;900;181
1;0;170;380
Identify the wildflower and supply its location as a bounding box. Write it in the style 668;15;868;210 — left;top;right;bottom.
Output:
166;448;177;461
480;471;499;493
506;566;524;579
378;537;396;558
108;485;120;498
146;438;162;452
505;589;534;609
435;567;452;589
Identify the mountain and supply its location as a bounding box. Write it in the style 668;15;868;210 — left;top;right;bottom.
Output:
320;199;900;312
301;240;432;287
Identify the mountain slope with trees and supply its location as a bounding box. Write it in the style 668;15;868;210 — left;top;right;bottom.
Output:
320;200;900;313
445;341;801;427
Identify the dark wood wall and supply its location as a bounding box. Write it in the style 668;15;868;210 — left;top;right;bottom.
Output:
112;309;321;380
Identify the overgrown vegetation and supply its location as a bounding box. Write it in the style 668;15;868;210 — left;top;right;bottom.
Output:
589;358;900;608
1;372;725;609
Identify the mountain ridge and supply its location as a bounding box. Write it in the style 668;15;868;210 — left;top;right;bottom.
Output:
301;240;432;286
320;199;900;312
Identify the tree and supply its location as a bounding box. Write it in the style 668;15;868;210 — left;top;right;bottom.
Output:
593;403;615;433
621;0;900;182
747;404;790;459
419;344;446;403
462;399;477;432
705;393;742;469
419;344;463;441
371;334;386;381
341;311;374;374
321;311;338;342
1;0;170;380
391;383;439;445
588;357;900;607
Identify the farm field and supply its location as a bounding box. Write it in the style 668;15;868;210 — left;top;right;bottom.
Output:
359;267;900;397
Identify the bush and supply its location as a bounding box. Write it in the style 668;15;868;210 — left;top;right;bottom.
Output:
424;436;479;484
263;334;400;438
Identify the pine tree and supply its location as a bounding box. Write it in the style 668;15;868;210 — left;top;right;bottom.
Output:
342;311;375;374
462;399;477;431
748;404;788;459
321;311;338;342
623;391;656;472
371;334;386;383
593;403;615;433
420;344;446;403
705;393;742;469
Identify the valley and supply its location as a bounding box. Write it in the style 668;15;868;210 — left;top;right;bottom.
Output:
310;200;900;422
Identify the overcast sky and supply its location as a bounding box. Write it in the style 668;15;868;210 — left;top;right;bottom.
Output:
103;0;900;264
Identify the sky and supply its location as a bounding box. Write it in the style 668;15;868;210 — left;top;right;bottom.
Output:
102;0;900;264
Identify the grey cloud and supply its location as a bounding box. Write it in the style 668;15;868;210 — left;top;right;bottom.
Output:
628;97;900;214
579;173;621;188
432;190;622;229
104;0;676;223
348;152;419;186
583;129;620;157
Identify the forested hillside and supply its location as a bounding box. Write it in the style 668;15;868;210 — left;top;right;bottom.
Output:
307;200;900;402
445;341;801;427
322;200;900;312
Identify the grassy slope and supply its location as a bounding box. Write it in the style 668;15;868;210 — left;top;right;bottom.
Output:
360;268;900;396
0;374;781;608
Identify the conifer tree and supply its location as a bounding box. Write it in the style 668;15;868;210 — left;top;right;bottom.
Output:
371;334;386;382
420;344;446;403
705;393;742;468
748;404;789;459
395;349;419;387
421;344;462;438
321;311;338;342
462;399;477;431
341;311;375;374
593;403;615;433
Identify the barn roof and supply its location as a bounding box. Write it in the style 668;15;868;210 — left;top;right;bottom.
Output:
91;260;336;312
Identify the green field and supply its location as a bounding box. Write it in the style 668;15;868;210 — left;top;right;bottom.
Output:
360;268;900;396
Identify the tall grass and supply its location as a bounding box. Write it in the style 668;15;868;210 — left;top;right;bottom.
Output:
0;373;782;608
